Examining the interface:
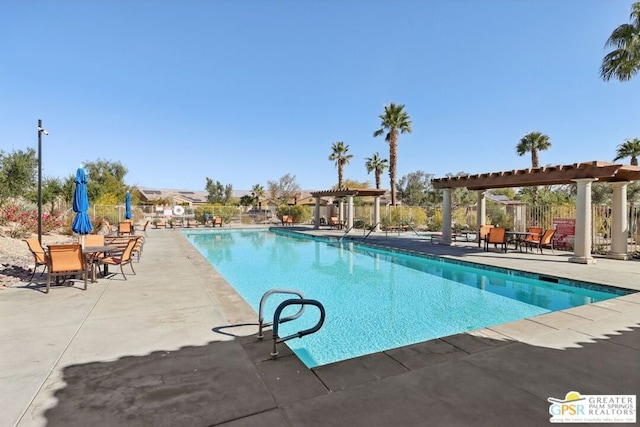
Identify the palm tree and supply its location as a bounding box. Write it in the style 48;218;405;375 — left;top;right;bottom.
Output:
614;137;640;165
251;183;265;205
600;2;640;82
364;152;389;189
373;103;412;205
328;141;353;189
516;131;552;168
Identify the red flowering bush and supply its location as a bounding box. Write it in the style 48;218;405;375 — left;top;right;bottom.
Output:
1;204;64;238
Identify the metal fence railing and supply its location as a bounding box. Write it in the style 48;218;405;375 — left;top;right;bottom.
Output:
84;203;639;255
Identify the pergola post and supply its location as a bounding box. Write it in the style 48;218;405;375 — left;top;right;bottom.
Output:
608;181;629;260
476;189;486;242
309;189;389;232
374;196;381;232
314;196;320;230
442;188;452;245
569;178;596;264
347;195;354;230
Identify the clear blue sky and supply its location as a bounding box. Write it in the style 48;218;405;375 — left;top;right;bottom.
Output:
1;1;638;192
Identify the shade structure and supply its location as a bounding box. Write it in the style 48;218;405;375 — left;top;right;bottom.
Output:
125;191;132;220
71;167;93;240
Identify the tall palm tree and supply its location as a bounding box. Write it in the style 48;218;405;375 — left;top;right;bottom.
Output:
614;137;640;165
516;131;552;168
328;141;353;189
364;152;389;189
373;103;412;205
600;2;640;82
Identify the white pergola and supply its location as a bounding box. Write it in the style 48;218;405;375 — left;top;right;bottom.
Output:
309;188;387;232
431;161;640;264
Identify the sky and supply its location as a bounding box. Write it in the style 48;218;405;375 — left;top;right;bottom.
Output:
1;1;639;193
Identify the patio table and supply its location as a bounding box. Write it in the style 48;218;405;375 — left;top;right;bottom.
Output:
83;245;117;282
505;231;539;252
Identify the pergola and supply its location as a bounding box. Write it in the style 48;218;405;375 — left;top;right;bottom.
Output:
431;161;640;263
310;188;387;231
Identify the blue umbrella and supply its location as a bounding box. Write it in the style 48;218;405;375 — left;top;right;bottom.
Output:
125;191;132;220
72;167;93;244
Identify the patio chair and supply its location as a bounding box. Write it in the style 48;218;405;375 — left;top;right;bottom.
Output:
132;235;145;261
484;227;507;252
525;229;556;254
137;220;150;236
83;234;105;246
98;237;139;280
477;225;494;248
523;227;543;245
213;216;223;227
23;238;48;282
118;221;133;236
46;244;88;293
328;217;342;229
281;215;294;226
82;234;106;279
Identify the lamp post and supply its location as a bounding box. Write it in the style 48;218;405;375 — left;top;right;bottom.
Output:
37;119;49;244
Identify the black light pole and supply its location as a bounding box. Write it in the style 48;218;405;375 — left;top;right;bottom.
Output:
37;119;49;244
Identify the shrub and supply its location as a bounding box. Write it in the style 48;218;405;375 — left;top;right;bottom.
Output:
382;206;428;228
0;203;64;235
276;205;312;223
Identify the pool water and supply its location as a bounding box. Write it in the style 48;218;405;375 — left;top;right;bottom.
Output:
184;229;629;368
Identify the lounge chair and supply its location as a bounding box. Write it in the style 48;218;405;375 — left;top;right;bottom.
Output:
213;216;223;227
98;237;139;280
46;244;88;293
484;227;507;252
154;220;166;229
477;225;494;248
525;229;555;254
23;238;48;282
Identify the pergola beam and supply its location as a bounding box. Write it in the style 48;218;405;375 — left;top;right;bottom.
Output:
432;161;640;190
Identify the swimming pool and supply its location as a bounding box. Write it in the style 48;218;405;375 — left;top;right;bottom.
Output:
184;229;631;368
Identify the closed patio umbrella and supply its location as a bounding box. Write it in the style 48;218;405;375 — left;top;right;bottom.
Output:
72;167;93;247
125;191;132;220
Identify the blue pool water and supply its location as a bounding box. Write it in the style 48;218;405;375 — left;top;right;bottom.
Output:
184;229;630;368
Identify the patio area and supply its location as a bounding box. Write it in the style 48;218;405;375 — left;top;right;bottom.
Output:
2;226;638;426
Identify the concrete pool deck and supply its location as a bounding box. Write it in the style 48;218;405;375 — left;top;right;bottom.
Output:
1;225;639;426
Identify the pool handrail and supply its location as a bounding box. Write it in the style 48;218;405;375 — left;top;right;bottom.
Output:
271;298;325;359
338;224;356;242
405;221;421;237
362;221;381;242
257;288;305;339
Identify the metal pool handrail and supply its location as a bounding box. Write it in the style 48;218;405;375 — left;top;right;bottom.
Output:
362;221;381;241
257;288;305;339
338;224;356;242
271;298;325;359
405;221;420;237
